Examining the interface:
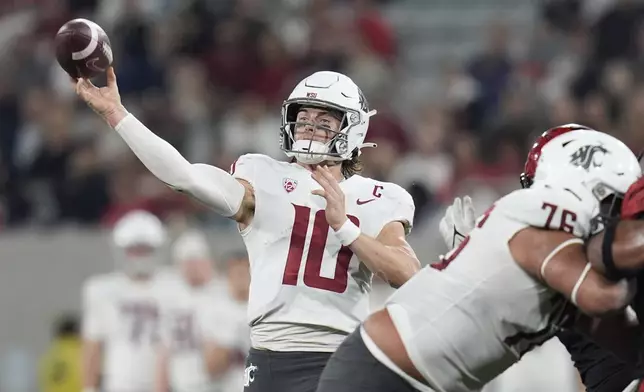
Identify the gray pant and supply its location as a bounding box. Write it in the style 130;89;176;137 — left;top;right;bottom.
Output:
316;329;421;392
243;348;332;392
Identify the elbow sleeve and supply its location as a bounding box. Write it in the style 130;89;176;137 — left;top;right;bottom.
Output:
114;114;246;216
184;163;246;217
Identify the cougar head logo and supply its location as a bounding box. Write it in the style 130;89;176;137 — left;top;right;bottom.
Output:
570;144;609;171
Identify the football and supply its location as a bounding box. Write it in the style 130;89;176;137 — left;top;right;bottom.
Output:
55;18;113;79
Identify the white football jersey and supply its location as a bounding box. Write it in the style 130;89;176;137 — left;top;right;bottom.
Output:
384;184;594;392
81;269;177;392
159;278;224;392
231;154;414;351
200;292;250;392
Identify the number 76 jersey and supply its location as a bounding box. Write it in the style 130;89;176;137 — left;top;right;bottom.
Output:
385;184;595;392
231;154;414;341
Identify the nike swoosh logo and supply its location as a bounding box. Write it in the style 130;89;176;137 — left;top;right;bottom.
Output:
452;228;465;249
357;198;376;205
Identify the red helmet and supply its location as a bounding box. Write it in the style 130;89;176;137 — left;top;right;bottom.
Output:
519;124;593;189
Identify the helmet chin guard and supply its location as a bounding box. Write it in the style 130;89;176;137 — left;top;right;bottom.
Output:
290;140;331;164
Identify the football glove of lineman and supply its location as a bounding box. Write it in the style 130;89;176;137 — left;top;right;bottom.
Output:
439;196;476;250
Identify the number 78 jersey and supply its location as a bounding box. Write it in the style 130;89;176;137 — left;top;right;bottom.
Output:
231;154;414;338
81;270;177;392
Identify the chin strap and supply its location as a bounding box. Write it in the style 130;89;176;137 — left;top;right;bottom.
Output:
354;142;377;157
359;142;377;149
354;110;378;154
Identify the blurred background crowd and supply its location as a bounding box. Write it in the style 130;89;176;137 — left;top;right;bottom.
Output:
8;0;644;233
0;0;642;234
0;0;643;391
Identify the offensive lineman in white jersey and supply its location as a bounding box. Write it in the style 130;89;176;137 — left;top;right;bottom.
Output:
156;230;223;392
73;68;419;392
82;210;173;392
315;129;642;392
439;129;582;392
440;197;581;392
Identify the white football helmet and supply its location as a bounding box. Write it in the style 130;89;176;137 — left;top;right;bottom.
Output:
280;71;377;164
111;210;166;276
530;126;641;232
172;230;211;264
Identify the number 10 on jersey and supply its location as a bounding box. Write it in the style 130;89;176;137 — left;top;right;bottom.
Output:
282;204;360;293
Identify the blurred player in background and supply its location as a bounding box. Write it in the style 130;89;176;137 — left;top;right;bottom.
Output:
201;252;251;392
39;314;82;392
81;210;172;392
73;68;419;392
156;230;221;392
316;128;642;392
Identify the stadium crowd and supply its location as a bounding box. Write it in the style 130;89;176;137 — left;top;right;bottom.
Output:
0;0;640;233
0;1;643;392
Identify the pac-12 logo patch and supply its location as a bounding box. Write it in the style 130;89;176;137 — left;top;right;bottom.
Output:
283;178;298;193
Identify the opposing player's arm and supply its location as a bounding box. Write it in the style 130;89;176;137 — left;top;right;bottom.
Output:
511;228;635;317
348;220;420;288
586;219;644;280
586;176;644;279
80;280;104;392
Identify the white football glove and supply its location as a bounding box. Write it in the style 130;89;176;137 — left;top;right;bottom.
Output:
439;196;476;250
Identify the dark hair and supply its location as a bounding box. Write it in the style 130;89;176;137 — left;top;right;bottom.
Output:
341;153;363;178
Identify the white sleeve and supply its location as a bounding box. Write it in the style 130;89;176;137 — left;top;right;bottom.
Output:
382;185;415;236
81;280;106;341
229;154;259;186
114;114;245;217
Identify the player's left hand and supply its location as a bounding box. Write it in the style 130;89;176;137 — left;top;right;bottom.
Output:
312;165;347;231
439;196;476;249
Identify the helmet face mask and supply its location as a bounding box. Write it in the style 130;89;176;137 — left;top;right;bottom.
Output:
280;71;376;165
590;191;623;234
281;101;361;164
118;243;160;276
